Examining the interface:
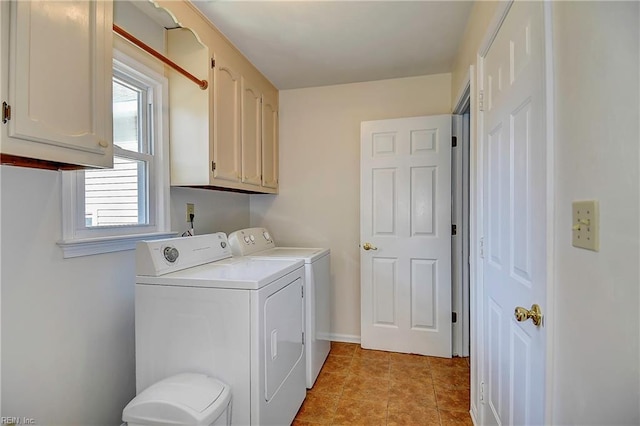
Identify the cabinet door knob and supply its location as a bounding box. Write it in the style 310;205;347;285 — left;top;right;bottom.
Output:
98;140;109;148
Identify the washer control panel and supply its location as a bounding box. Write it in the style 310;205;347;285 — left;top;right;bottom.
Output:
228;227;276;256
137;232;232;276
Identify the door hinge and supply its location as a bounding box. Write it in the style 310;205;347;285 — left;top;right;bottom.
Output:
452;224;457;236
302;332;305;345
211;58;215;69
480;236;485;258
301;285;304;298
452;136;457;147
211;161;216;172
478;90;485;112
480;381;485;402
452;312;458;323
2;102;11;124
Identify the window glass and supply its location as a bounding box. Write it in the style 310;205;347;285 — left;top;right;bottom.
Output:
84;156;148;227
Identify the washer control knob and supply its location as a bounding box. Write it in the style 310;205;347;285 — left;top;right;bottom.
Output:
163;246;179;263
263;231;271;240
220;241;227;249
249;235;256;243
244;236;251;244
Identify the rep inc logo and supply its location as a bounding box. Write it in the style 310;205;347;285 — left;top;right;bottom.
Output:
1;418;36;425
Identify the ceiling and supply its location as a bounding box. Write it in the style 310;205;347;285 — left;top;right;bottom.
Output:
191;1;473;90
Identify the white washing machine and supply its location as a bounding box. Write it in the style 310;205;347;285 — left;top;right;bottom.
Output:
135;232;306;426
228;227;331;389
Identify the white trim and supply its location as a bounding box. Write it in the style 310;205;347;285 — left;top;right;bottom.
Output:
470;57;484;424
327;333;361;344
60;49;170;258
452;73;473;361
58;232;176;258
452;114;464;358
543;2;556;424
453;68;471;115
478;0;515;58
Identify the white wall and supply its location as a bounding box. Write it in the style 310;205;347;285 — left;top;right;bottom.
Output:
0;168;249;425
170;187;249;236
250;74;451;340
551;2;640;424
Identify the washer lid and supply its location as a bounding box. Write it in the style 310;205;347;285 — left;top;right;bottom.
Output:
122;373;230;426
251;247;330;263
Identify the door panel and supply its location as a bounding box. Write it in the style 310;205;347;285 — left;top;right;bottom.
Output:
212;56;241;183
361;115;451;357
481;2;547;425
241;77;262;186
261;92;278;189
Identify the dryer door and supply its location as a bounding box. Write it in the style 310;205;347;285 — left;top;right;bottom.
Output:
264;277;304;401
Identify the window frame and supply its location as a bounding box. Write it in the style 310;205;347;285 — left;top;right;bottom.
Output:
59;49;173;258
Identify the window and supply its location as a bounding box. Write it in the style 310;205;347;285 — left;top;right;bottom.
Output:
59;50;173;258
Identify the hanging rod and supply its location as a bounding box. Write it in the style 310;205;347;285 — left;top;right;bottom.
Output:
113;24;208;90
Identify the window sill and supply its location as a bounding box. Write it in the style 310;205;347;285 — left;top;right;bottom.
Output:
57;232;177;258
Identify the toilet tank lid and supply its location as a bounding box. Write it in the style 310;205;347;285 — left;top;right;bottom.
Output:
122;373;231;426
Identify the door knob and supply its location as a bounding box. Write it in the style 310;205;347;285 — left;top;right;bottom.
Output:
514;304;543;326
362;242;377;251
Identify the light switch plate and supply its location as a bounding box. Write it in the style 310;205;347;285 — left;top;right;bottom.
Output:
572;200;599;251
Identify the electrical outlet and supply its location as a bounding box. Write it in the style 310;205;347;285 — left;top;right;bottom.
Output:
572;200;599;251
186;203;195;222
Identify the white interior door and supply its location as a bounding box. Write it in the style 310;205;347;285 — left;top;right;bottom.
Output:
361;115;451;357
480;2;547;425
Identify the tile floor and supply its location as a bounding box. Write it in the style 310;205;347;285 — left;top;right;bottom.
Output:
293;342;472;426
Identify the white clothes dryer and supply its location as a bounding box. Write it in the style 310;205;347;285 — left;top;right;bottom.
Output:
228;227;331;389
135;233;306;426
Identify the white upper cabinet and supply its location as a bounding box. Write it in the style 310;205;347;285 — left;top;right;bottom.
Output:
1;0;113;169
212;54;242;185
241;76;262;187
164;5;279;194
262;91;278;190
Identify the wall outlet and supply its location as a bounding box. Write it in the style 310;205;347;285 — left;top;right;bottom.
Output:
186;203;195;222
572;200;599;251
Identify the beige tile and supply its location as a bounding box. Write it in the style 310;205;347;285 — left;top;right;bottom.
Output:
439;409;473;426
331;342;358;357
389;351;432;366
309;371;348;396
387;407;441;426
332;398;387;425
435;387;471;412
354;346;391;362
429;357;469;371
341;374;390;402
431;369;470;390
321;354;353;376
390;362;432;384
350;358;390;379
293;420;327;426
389;380;437;406
294;392;339;424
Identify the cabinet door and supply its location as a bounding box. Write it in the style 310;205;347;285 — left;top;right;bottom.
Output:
3;0;113;168
211;55;241;183
241;77;262;187
261;92;278;190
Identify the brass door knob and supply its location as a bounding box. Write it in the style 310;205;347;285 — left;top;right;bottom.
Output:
362;242;378;251
514;304;543;326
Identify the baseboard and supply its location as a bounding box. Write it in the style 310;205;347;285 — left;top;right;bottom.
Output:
327;333;361;344
470;408;479;426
